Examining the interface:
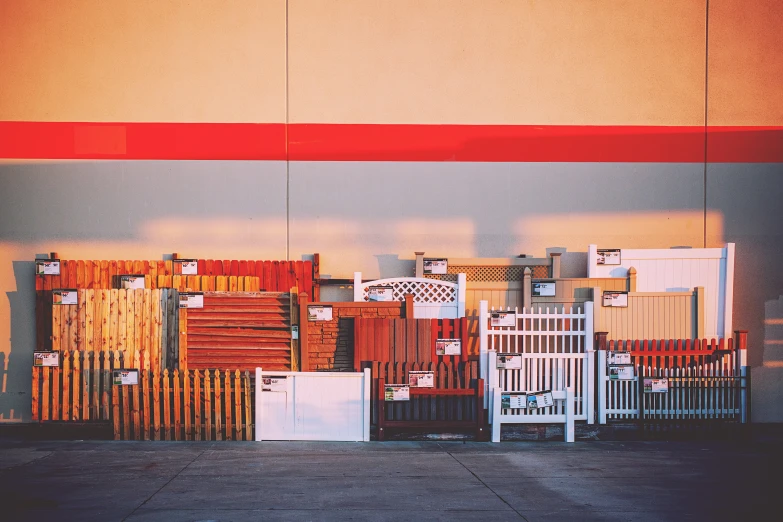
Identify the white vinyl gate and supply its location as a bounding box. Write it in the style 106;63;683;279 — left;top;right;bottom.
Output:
480;301;595;440
255;369;371;441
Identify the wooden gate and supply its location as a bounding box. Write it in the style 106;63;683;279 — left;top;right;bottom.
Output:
182;291;299;371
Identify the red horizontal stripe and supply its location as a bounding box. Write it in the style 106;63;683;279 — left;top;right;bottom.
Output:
0;121;780;162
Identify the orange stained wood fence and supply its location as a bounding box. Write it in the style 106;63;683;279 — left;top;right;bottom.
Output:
182;291;299;372
353;318;470;371
35;257;318;299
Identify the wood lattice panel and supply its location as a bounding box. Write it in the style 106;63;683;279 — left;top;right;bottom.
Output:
360;279;457;303
426;264;549;282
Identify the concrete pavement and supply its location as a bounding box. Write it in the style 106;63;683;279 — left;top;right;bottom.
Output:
0;439;780;521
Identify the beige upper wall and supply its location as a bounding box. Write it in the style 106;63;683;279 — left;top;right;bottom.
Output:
0;0;286;122
707;0;783;125
288;0;707;125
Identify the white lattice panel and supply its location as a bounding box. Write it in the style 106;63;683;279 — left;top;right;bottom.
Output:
359;278;456;303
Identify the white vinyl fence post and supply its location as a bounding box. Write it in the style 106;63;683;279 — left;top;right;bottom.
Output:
457;273;467;318
565;386;575;442
353;272;362;301
492;387;502;443
363;368;371;441
584;301;595;424
479;300;489;383
254;367;263;441
597;350;607;424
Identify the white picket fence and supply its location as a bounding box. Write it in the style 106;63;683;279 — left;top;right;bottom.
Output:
480;301;594;441
597;349;745;423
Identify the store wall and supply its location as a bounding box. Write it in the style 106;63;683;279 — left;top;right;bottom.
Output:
1;0;781;421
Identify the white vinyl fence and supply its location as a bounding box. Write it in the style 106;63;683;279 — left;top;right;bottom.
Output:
354;272;466;319
480;301;595;441
255;369;371;441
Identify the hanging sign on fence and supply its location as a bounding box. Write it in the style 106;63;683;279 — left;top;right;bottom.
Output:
120;274;146;289
526;390;554;409
52;289;78;305
35;259;60;275
643;378;669;393
501;393;527;409
384;384;410;401
368;285;394;302
490;311;516;327
532;282;556;297
496;353;522;370
408;371;434;388
291;325;299;340
435;338;461;356
113;369;139;386
597;249;621;265
609;365;635;380
307;305;333;321
603;291;628;307
174;259;198;275
179;292;204;309
607;352;632;365
423;258;448;275
33;351;59;367
261;377;287;392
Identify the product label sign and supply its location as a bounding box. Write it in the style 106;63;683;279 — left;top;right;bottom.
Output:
609;365;635;380
435;338;461;356
526;390;554;410
408;371;434;388
307;305;333;321
113;369;139;386
597;249;622;265
35;260;60;275
384;384;410;401
261;377;287;392
532;282;556;297
607;352;632;365
53;289;78;305
175;259;199;275
603;291;629;307
120;275;146;289
490;311;516;327
179;292;204;309
423;258;448;275
34;351;59;367
496;353;522;369
643;378;669;393
368;285;394;302
500;393;527;409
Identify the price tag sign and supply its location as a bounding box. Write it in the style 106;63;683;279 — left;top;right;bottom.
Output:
526;390;554;410
490;311;515;327
384;384;410;401
261;377;287;392
408;371;434;388
423;258;448;275
501;393;526;409
603;291;629;307
609;365;635;380
368;285;394;302
597;249;621;265
496;353;522;369
53;289;78;305
113;369;139;386
532;282;556;297
607;352;632;365
175;259;199;275
307;305;333;321
120;275;146;289
179;292;204;309
435;338;461;356
643;378;669;393
34;351;59;367
35;260;60;275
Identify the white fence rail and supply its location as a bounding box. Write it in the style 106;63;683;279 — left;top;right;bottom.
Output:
354;272;466;319
255;369;371;441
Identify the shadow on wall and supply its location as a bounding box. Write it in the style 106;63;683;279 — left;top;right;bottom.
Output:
375;254;414;279
1;261;36;421
752;296;783;422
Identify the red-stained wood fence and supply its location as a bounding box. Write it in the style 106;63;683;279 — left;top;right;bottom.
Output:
353;318;470;371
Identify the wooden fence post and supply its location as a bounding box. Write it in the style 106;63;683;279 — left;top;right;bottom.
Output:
312;253;320;302
595;332;608;351
628;267;637;292
299;292;310;371
290;289;300;371
404;294;414;319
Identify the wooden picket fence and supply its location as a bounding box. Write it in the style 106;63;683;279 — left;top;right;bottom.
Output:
353;318;470;371
32;350;254;441
112;367;253;441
